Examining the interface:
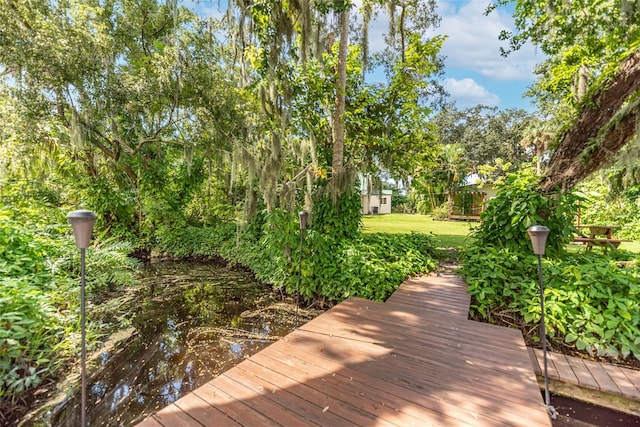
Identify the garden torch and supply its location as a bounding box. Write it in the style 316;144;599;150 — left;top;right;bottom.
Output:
527;225;557;420
67;210;97;427
296;211;308;327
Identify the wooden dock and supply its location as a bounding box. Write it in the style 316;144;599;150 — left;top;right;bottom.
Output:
138;274;551;426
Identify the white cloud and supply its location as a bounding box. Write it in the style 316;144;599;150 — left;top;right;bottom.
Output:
184;0;225;19
436;0;540;81
356;0;541;83
443;78;500;108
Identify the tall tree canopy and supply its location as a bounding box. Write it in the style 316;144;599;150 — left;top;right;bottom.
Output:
0;0;446;235
491;0;640;191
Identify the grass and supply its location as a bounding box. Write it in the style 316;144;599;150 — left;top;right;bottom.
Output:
360;213;475;249
617;240;640;253
361;213;639;254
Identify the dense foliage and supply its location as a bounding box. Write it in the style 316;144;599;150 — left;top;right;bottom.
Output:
156;192;438;303
577;177;640;240
3;0;640;422
0;185;138;406
470;169;577;256
463;171;640;360
410;105;537;214
492;0;640;112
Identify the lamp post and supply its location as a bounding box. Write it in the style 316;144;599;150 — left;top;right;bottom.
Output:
67;210;97;427
296;211;308;327
527;225;557;420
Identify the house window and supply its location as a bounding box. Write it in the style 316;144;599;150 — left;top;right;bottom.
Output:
381;197;387;204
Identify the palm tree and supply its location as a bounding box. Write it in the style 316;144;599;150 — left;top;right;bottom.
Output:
520;119;555;175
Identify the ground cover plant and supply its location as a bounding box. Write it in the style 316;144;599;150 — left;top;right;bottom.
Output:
462;171;640;362
156;193;439;304
0;182;139;422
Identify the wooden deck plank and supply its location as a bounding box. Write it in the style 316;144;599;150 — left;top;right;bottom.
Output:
246;351;425;426
583;358;622;395
287;329;542;415
194;381;276;426
385;276;471;316
151;404;203;427
260;340;511;426
136;415;167;427
531;349;622;396
276;331;540;422
137;274;551;427
173;393;239;427
232;357;398;426
248;351;442;425
528;347;541;375
308;297;522;348
212;373;319;426
621;366;640;394
292;324;532;391
214;370;338;427
546;352;579;384
602;364;639;399
565;355;600;390
298;302;527;363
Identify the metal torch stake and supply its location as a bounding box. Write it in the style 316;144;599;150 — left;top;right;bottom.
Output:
296;230;303;327
80;247;87;427
537;254;551;410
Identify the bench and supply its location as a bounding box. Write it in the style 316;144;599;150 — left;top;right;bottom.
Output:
573;236;630;249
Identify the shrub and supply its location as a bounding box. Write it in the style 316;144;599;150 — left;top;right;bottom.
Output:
151;214;438;303
430;202;451;220
0;278;65;398
0;207;139;400
470;170;578;257
463;248;640;359
462;169;640;360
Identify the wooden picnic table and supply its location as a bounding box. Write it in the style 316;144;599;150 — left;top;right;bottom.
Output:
577;225;616;239
574;225;630;249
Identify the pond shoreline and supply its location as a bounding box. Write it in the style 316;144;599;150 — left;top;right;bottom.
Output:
16;260;323;427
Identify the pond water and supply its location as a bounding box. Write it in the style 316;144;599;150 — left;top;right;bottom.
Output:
26;260;304;427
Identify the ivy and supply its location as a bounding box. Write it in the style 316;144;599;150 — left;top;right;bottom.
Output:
470;168;578;257
463;169;640;360
464;248;640;359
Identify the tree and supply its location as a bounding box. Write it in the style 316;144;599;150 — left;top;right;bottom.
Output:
489;0;640;191
0;0;245;237
432;105;534;176
330;2;350;195
520;117;554;175
221;0;445;220
540;49;640;192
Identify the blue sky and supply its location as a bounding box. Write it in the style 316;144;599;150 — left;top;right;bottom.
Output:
363;0;544;111
192;0;543;111
433;0;543;111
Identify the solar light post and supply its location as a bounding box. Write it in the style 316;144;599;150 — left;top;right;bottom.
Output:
296;211;308;327
527;225;557;420
67;210;97;427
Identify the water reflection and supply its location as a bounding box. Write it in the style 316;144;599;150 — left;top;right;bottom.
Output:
38;261;296;426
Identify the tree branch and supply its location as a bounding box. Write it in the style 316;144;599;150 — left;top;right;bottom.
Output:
540;49;640;192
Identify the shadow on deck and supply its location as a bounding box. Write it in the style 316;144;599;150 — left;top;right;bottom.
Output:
137;274;551;426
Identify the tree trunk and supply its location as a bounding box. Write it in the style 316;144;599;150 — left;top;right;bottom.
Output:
540;49;640;193
331;7;349;179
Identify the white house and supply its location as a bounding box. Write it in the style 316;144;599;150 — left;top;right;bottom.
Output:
361;189;393;215
359;174;393;214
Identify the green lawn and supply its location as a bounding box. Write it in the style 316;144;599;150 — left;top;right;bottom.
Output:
360;213;475;249
569;240;640;253
361;213;639;254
